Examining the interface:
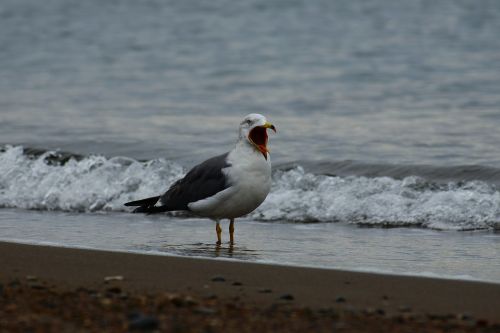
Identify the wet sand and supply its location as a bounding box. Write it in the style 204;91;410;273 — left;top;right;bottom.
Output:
1;241;499;332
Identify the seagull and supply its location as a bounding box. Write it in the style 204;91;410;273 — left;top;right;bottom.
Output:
125;113;276;245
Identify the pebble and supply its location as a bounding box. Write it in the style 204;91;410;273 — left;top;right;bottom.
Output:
211;276;225;282
280;294;294;301
75;287;91;294
476;319;489;327
8;280;20;288
232;281;243;286
129;315;159;331
39;300;56;309
184;296;199;306
457;313;473;321
5;304;17;312
258;288;273;294
363;308;376;315
106;286;122;294
194;306;217;315
204;294;218;300
333;321;349;330
335;297;346;303
29;283;46;290
100;298;112;306
398;305;412;313
104;275;124;282
170;296;186;307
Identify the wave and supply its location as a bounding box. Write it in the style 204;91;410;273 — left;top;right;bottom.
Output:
276;160;500;186
1;145;500;231
252;167;500;230
0;145;184;212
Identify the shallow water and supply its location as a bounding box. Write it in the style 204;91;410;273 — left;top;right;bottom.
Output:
1;0;500;282
2;209;499;283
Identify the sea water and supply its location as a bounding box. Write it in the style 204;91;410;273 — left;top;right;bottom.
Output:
1;0;500;282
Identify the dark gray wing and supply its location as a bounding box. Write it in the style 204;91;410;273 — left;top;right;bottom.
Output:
157;152;231;211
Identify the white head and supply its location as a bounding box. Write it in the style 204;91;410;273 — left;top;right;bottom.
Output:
238;113;276;159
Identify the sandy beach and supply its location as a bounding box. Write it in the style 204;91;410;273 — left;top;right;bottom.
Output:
0;241;499;332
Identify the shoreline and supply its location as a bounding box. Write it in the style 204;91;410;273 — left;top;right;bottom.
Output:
3;238;497;285
1;241;500;331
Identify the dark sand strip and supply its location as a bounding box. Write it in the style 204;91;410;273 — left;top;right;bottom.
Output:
1;241;499;331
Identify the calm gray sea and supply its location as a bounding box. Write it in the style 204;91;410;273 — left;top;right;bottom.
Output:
1;0;500;282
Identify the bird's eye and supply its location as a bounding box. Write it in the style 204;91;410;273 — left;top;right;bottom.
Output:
246;119;252;125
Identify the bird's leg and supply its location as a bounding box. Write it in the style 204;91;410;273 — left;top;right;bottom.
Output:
216;221;222;245
229;218;235;245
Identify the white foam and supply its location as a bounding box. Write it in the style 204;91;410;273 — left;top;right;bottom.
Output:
1;146;500;230
251;167;500;230
0;146;184;212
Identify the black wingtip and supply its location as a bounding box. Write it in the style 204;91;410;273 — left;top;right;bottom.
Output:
124;196;161;207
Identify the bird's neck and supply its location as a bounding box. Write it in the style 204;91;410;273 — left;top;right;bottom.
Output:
234;138;255;154
234;138;269;161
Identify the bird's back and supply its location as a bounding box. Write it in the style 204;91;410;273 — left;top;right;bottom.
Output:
159;152;231;211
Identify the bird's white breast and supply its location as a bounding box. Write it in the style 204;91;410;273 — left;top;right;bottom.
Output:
188;143;272;219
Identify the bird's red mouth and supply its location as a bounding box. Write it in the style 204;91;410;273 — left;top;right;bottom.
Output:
249;125;275;159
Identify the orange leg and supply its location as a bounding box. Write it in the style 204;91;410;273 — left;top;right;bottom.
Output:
229;218;235;245
216;221;222;245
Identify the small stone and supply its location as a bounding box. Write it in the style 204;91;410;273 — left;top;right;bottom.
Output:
100;298;112;306
335;297;346;303
280;294;294;301
211;276;225;282
398;305;411;313
26;275;38;281
39;300;56;309
333;321;348;330
89;291;102;299
204;294;218;300
184;296;198;306
5;304;17;312
382;295;389;300
457;313;473;321
363;308;376;315
129;316;159;331
194;306;217;315
106;286;122;294
104;275;124;282
258;288;272;293
127;311;142;320
8;279;20;288
170;296;186;307
476;319;489;327
232;281;243;286
76;287;91;293
29;283;46;290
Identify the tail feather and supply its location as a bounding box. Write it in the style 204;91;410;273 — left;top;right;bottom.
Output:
124;196;160;207
125;195;165;214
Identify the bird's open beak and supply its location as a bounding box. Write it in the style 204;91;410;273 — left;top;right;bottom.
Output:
263;121;277;133
248;121;276;160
